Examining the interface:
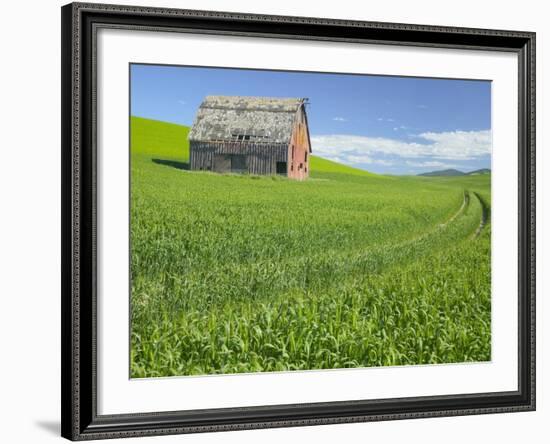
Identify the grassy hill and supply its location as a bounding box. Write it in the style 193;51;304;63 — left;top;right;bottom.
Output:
131;116;190;159
418;168;465;177
309;155;381;177
129;116;491;378
419;168;492;177
467;168;491;175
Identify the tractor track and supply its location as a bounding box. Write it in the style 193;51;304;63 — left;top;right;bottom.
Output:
441;190;469;227
471;191;489;239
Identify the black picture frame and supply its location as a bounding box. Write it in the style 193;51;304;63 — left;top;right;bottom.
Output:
61;2;536;440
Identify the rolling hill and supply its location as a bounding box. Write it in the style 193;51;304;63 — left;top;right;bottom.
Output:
467;168;491;175
418;169;465;177
131;116;190;159
419;168;491;177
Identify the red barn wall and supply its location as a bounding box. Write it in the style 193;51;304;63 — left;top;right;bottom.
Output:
287;107;310;180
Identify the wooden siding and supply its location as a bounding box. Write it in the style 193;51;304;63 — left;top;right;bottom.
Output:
287;108;311;180
190;141;288;176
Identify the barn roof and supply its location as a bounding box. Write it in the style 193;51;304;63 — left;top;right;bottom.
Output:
188;96;308;144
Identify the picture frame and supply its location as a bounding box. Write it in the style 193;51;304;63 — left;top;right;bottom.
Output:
61;2;536;440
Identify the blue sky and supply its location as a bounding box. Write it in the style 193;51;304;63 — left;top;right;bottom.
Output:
131;64;491;175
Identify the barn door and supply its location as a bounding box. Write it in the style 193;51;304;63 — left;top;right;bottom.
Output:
230;154;247;173
276;161;287;175
213;154;231;173
213;154;248;174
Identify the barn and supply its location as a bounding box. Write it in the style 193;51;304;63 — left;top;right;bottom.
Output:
188;96;312;180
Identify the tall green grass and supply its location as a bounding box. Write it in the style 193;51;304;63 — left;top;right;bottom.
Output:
130;116;491;377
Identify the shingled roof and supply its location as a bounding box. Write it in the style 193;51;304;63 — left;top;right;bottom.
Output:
189;96;307;144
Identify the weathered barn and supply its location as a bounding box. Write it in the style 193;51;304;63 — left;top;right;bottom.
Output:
188;96;312;180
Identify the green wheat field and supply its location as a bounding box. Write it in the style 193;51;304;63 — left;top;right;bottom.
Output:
130;116;491;378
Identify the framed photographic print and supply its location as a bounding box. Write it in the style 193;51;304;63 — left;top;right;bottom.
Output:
61;2;536;440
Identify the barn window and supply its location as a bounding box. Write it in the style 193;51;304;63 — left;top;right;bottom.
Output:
291;145;295;158
299;163;303;170
276;162;287;175
231;133;258;142
304;151;308;162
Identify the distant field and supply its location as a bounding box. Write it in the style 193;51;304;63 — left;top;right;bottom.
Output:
130;116;491;378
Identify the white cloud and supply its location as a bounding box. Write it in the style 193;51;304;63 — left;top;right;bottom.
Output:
417;104;428;109
178;100;187;105
416;130;491;159
345;154;374;164
377;117;395;122
345;155;395;166
332;117;347;122
311;130;491;162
